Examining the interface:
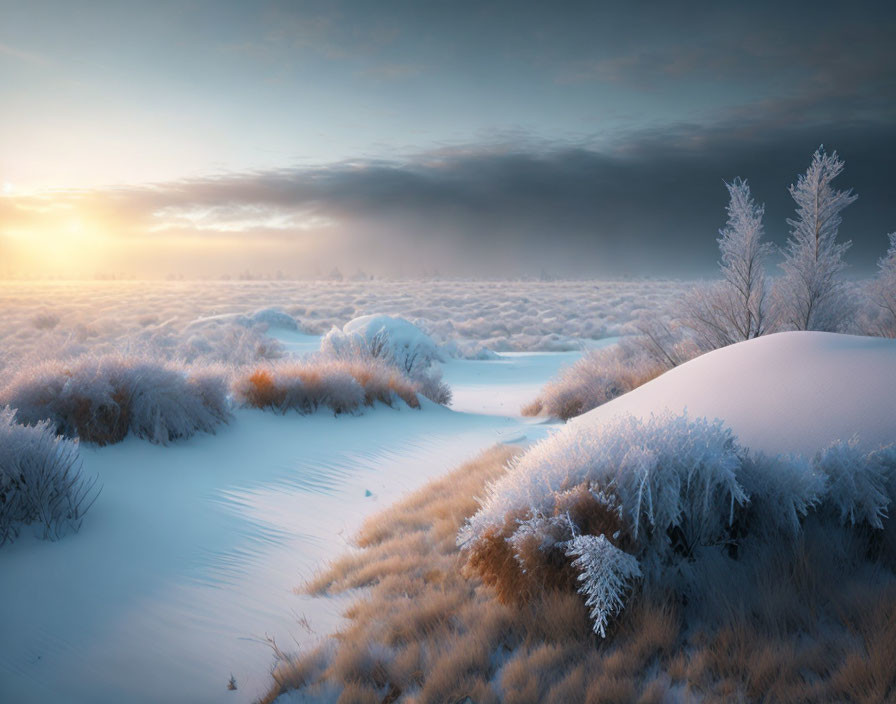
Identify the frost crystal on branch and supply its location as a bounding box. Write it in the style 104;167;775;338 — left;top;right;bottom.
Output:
565;534;641;637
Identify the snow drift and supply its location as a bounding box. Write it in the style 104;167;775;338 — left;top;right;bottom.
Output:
462;332;896;637
574;331;896;455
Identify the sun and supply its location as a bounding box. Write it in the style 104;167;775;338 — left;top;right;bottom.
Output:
2;182;13;195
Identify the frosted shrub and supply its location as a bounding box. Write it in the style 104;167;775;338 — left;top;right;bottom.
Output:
736;453;825;537
413;366;452;406
31;311;60;330
815;438;892;528
321;315;442;375
232;357;424;415
119;362;231;444
0;356;230;445
523;344;667;419
0;407;99;545
462;412;896;637
321;315;451;405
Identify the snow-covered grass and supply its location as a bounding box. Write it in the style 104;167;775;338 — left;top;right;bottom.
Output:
232;358;424;414
0;355;231;445
262;440;896;704
0;346;564;704
0;407;98;545
263;332;896;703
462;412;896;636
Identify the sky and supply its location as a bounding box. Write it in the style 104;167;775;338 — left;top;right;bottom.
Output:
1;0;894;278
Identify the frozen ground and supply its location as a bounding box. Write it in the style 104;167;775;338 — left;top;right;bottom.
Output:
0;327;580;704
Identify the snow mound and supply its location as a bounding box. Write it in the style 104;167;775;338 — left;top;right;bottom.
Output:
573;332;896;456
461;333;896;636
250;307;299;331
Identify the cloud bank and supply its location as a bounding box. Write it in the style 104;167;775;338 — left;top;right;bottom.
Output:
4;118;894;278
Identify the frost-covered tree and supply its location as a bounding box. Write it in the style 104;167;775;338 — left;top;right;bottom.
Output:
870;233;896;337
776;146;857;331
685;178;773;349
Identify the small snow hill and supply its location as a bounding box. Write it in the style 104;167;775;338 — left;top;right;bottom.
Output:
573;331;896;455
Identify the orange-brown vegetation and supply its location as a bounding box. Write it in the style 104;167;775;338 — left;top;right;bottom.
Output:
232;359;422;415
261;446;896;704
522;345;668;420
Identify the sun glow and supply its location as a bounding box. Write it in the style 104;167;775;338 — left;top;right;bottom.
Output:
0;193;114;276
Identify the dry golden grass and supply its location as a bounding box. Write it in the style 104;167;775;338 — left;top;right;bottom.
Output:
261;446;896;704
233;359;422;416
240;369;286;410
521;347;668;420
465;483;632;606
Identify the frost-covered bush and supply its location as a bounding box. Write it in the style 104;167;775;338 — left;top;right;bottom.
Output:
31;311;60;330
320;315;451;405
0;407;99;545
321;315;442;376
232;357;423;414
522;344;667;419
814;438;892;528
461;412;896;637
0;356;230;445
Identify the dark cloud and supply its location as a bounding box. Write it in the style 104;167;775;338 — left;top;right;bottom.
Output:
4;0;894;277
27;116;891;277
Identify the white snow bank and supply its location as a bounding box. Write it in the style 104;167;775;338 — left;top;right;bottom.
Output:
573;332;896;456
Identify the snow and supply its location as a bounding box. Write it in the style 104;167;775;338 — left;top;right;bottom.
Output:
0;334;579;704
442;337;618;416
5;319;890;702
572;332;896;456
